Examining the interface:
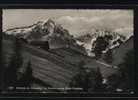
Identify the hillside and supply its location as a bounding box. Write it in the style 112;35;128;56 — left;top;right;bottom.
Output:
4;19;87;55
2;35;118;88
111;36;134;66
2;37;78;88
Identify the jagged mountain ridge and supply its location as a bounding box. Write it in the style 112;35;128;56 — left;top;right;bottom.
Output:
5;19;75;43
75;30;128;52
6;19;59;38
5;18;87;55
4;19;133;57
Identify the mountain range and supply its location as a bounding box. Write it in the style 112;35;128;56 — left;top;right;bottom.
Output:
3;17;134;91
4;18;133;57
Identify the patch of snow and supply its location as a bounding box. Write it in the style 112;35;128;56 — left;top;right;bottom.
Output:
112;66;118;69
102;78;107;84
76;40;84;46
86;49;95;57
116;88;123;92
102;48;109;53
83;43;92;50
130;91;134;94
110;42;120;49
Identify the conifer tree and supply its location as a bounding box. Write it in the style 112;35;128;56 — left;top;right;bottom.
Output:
0;33;5;92
93;36;109;59
118;49;134;91
18;61;33;88
93;67;105;92
5;38;23;89
69;62;104;92
104;49;113;64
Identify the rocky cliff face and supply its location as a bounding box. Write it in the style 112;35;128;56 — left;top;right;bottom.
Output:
76;30;128;56
4;19;133;57
4;18;87;55
111;36;134;66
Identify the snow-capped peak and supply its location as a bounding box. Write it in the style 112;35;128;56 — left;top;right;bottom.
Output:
75;30;129;56
4;18;57;40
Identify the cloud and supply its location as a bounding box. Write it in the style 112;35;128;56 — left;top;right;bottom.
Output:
114;27;133;38
55;11;133;37
57;16;103;23
3;9;133;37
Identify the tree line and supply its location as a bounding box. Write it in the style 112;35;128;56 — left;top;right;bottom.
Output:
0;37;33;92
0;34;134;93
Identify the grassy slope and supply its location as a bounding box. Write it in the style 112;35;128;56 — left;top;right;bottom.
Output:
2;35;118;88
2;37;79;88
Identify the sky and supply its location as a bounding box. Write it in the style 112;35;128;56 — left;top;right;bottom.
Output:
3;9;134;37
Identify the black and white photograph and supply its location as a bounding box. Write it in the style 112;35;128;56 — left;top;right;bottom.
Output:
1;9;134;94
